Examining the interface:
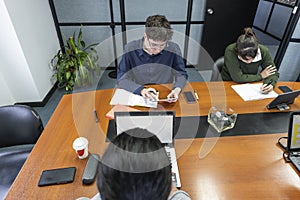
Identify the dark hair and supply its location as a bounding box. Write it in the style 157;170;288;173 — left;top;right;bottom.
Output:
236;27;258;60
97;128;172;200
145;15;173;41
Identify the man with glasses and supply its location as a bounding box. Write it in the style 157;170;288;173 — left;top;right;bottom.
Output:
117;15;188;102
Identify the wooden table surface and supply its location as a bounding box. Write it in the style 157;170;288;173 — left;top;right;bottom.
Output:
5;82;300;200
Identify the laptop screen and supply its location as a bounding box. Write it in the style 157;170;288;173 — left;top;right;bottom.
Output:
114;111;175;144
287;112;300;151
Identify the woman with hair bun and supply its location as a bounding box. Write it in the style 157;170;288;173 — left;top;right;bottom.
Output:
221;27;279;94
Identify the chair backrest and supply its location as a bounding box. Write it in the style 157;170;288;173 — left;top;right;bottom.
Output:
210;57;224;81
0;105;44;148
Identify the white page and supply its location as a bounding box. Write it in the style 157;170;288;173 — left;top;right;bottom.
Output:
110;88;157;108
231;83;278;101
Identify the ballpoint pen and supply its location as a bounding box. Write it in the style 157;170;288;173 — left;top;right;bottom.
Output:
194;90;199;100
152;98;177;102
265;79;273;87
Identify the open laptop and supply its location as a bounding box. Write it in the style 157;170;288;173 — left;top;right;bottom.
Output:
286;111;300;173
114;110;181;188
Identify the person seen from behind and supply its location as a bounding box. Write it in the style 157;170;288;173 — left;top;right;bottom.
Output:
82;128;191;200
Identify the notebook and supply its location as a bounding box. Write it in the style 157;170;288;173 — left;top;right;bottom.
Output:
287;111;300;173
114;110;181;187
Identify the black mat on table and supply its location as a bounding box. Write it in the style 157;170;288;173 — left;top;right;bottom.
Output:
106;112;291;141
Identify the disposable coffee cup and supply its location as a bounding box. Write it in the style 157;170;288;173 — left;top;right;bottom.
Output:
72;137;89;159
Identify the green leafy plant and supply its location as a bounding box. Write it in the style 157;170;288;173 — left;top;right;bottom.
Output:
51;28;101;91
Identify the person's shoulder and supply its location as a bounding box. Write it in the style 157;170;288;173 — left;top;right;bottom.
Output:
166;41;181;50
258;44;270;53
168;41;178;47
225;43;236;51
224;43;236;57
124;39;142;52
168;190;191;200
164;41;182;54
258;44;273;58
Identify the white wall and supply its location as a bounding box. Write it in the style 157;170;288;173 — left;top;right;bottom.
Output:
0;0;60;106
0;73;13;105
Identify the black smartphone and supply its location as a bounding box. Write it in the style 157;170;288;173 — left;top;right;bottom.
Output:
38;167;76;186
183;91;197;104
278;86;293;93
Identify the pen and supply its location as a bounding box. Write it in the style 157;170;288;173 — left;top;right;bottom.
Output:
93;110;99;123
194;90;199;100
265;79;273;87
152;98;177;102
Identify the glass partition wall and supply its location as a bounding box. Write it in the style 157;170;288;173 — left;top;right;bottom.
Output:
49;0;300;81
49;0;206;78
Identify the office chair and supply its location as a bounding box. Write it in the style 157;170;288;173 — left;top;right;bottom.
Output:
0;105;44;199
210;57;224;81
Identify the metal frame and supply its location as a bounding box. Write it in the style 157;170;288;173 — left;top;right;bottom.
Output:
48;0;203;75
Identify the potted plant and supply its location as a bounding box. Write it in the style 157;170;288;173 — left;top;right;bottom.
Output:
50;27;101;91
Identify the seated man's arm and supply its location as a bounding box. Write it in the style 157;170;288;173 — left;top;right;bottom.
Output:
117;53;144;95
172;43;188;90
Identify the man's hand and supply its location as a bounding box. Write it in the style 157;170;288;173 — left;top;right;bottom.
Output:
141;87;158;101
166;87;181;103
260;65;277;79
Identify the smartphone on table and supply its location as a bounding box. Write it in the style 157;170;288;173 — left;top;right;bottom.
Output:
278;86;293;93
38;167;76;186
183;91;197;104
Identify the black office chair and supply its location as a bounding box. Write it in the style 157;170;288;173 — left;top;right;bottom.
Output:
0;105;44;199
210;57;224;81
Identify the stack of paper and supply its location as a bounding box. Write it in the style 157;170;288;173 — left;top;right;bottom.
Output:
110;88;158;108
231;83;278;101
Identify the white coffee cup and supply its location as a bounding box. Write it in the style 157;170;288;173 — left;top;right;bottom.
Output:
72;137;89;159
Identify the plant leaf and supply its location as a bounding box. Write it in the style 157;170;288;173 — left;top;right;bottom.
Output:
66;71;71;80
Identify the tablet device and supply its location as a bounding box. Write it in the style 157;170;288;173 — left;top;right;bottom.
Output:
38;167;76;186
266;90;300;109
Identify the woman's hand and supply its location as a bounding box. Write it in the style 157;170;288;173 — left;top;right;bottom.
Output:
260;65;277;79
260;83;274;94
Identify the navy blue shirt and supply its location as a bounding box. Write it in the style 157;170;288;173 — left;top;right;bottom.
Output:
117;38;188;94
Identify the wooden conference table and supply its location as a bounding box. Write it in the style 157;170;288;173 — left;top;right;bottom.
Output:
6;82;300;200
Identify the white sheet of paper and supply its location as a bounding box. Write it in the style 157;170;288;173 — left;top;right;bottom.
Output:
110;88;157;108
231;83;278;101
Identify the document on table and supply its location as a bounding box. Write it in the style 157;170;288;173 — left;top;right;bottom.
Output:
110;88;158;108
231;83;278;101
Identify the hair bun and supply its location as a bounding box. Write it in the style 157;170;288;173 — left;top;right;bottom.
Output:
244;27;256;38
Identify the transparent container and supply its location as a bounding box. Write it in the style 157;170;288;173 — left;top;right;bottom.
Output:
207;106;237;133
